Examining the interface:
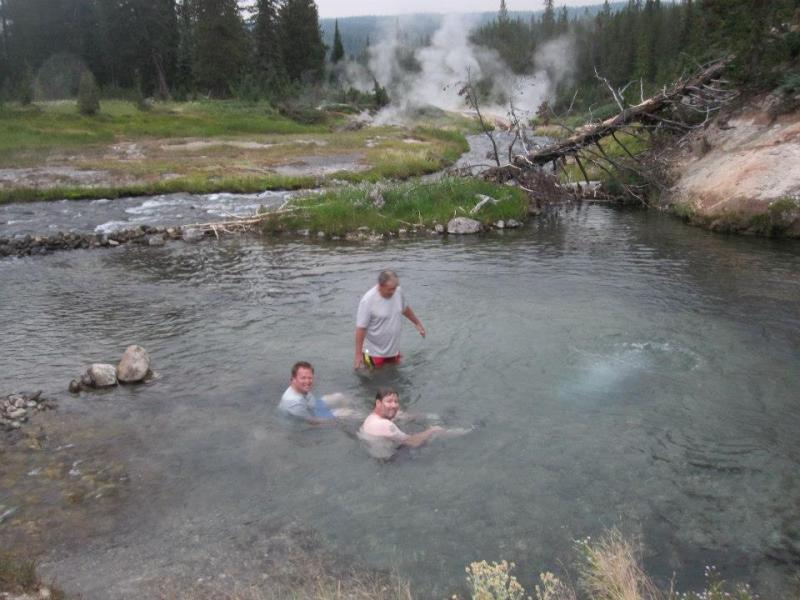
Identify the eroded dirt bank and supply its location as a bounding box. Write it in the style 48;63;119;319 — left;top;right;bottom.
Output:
663;95;800;237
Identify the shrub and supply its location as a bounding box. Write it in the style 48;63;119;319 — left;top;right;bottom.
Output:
466;560;526;600
373;79;390;109
18;67;34;106
576;531;660;600
77;70;100;115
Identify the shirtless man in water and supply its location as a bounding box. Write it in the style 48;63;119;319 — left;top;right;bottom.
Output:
359;388;443;453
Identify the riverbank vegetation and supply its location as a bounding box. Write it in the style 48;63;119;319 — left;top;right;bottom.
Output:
465;529;764;600
261;177;528;237
0;551;64;599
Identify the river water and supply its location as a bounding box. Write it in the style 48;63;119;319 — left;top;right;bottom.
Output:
1;202;799;598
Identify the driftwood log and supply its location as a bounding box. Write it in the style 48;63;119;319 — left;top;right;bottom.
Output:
513;57;733;169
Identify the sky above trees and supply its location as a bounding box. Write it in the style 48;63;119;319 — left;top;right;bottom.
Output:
314;0;606;18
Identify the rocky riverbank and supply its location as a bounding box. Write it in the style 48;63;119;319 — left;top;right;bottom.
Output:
0;224;208;258
0;205;527;259
0;392;56;434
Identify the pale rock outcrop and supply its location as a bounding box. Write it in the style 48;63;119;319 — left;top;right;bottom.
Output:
664;96;800;236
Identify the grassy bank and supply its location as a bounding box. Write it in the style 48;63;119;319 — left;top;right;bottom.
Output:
0;174;317;204
262;177;529;236
0;101;471;204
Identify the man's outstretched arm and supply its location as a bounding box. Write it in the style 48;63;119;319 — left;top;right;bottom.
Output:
402;426;443;448
402;306;426;338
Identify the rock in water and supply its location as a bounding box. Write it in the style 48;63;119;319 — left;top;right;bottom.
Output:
117;345;151;383
447;217;482;235
182;228;204;243
87;363;118;387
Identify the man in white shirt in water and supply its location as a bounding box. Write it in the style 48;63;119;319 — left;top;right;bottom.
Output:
359;388;443;456
279;361;344;424
354;269;426;369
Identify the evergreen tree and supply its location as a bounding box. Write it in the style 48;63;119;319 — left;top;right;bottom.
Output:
498;0;509;24
278;0;325;82
331;19;344;64
193;0;247;96
174;0;195;96
541;0;555;39
556;5;569;34
0;0;8;63
98;0;178;97
254;0;282;79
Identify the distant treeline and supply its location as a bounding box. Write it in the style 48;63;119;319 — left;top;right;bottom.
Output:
317;4;616;61
0;0;797;110
472;0;800;113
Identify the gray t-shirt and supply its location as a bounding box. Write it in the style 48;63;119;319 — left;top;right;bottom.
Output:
278;386;317;419
356;285;408;357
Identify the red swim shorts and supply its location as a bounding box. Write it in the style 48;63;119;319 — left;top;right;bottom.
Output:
365;353;402;367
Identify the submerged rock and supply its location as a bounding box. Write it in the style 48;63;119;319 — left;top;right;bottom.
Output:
447;217;482;235
117;345;151;383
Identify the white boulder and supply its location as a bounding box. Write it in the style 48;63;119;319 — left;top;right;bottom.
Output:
87;363;118;387
117;345;151;383
447;217;482;235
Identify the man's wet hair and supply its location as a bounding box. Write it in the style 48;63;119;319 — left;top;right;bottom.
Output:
375;387;398;403
291;361;314;378
378;270;398;285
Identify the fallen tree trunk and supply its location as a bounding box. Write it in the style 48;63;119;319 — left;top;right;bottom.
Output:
512;57;733;168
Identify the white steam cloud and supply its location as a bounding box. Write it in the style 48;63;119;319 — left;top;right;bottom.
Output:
338;15;576;124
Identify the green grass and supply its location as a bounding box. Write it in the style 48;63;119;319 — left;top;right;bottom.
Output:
263;177;528;236
0;174;317;204
0;100;330;157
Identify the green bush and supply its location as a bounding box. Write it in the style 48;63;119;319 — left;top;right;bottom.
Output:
77;70;100;116
18;67;34;106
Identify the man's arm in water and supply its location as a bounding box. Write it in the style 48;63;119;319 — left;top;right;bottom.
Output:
402;426;443;448
402;306;426;338
354;326;367;369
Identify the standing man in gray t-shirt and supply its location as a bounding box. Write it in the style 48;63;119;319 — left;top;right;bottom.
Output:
354;270;426;369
